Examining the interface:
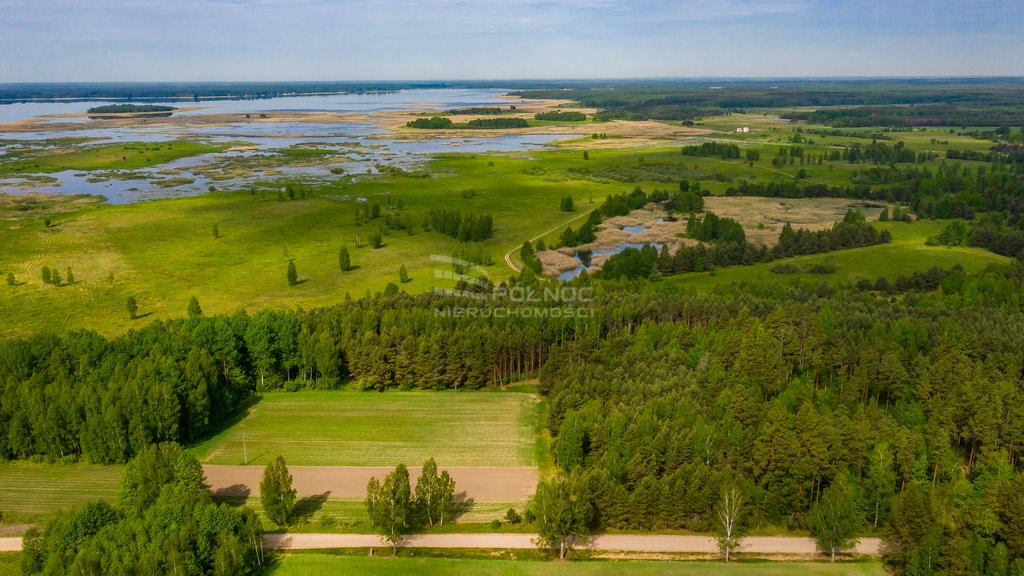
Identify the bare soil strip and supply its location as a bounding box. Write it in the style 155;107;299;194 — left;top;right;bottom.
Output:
262;533;882;555
203;465;539;501
0;533;883;555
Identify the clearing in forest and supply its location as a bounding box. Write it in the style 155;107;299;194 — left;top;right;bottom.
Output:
191;390;544;468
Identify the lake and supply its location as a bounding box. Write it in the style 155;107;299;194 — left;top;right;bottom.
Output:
0;89;575;204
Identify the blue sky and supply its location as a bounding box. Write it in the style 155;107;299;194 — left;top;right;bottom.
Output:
1;0;1021;82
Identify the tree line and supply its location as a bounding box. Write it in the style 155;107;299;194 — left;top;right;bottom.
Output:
535;111;587;122
425;209;494;241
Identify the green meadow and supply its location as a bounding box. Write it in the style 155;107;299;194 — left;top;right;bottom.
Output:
0;463;122;522
0;140;228;174
665;220;1009;291
0;118;1009;338
267;555;886;576
191;389;545;467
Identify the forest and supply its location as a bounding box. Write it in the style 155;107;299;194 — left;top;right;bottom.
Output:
782;105;1024;128
511;78;1024;121
3;261;1024;573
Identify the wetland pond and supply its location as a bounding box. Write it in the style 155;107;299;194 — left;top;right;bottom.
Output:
0;89;575;204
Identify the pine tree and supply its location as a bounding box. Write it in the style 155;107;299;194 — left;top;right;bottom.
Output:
5;273;13;286
399;265;410;284
126;296;138;320
212;224;220;239
287;261;298;286
260;456;296;526
65;267;74;284
41;266;51;285
339;247;351;271
879;207;890;222
560;226;578;248
583;150;589;160
187;296;203;318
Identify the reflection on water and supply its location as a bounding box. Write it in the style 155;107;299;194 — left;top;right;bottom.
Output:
0;89;574;204
557;242;664;281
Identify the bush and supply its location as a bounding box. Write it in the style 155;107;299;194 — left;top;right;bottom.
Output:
807;262;838;274
771;263;802;274
505;508;522;524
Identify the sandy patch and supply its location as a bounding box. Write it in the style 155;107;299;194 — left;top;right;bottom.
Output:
704;196;890;246
537;207;693;277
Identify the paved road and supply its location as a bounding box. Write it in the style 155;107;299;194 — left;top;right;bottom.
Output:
0;533;882;555
264;533;882;555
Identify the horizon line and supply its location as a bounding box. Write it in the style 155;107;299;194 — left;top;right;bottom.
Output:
2;75;1024;86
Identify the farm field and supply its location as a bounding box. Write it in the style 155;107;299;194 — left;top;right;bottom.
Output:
666;219;1009;291
190;390;545;467
0;463;122;522
267;555;886;576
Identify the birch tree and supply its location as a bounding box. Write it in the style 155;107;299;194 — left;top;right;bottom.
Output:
715;485;746;562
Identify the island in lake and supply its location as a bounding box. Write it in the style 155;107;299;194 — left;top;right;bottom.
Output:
86;104;176;118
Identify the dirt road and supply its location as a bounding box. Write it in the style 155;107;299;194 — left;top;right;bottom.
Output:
203;465;538;501
264;533;882;555
503;210;596;273
0;533;882;555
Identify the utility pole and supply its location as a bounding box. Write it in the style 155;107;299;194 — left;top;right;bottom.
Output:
242;432;248;465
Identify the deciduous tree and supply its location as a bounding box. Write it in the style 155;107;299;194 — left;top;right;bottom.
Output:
810;474;864;562
716;485;746;562
533;473;592;560
260;456;296;526
366;464;413;555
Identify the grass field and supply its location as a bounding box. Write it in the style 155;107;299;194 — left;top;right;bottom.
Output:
267;555;886;576
191;390;544;467
0;140;229;174
0;553;19;573
666;219;1009;291
0;147;636;337
0;463;122;521
0;116;1010;338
